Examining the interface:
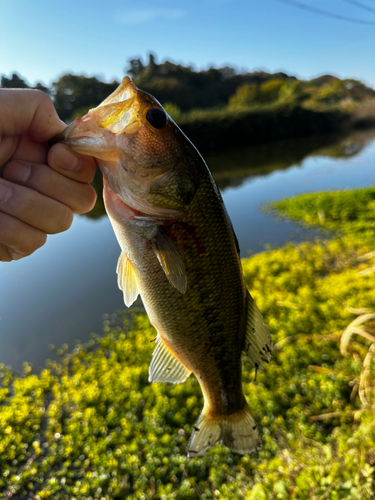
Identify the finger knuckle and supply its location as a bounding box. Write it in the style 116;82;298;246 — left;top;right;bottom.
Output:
34;232;47;250
14;231;46;256
34;88;53;106
51;207;73;234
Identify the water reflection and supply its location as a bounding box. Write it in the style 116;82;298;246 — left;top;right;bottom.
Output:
209;130;373;190
1;129;374;371
83;129;374;218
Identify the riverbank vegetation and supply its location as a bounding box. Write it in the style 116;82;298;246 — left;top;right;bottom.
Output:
2;55;375;152
1;186;375;498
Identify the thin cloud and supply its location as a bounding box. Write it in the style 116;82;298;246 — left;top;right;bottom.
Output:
118;9;187;25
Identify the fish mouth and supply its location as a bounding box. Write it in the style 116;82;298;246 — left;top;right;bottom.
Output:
49;76;185;221
49;116;111;154
49;118;114;159
49;77;141;157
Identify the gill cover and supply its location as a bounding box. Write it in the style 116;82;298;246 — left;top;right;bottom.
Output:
55;77;201;219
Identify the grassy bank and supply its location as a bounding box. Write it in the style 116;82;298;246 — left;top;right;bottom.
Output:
2;187;375;499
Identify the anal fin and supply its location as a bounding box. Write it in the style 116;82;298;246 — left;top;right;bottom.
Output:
149;335;191;384
116;252;140;307
152;228;187;294
243;290;273;371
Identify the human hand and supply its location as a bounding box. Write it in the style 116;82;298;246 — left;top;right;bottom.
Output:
0;89;97;262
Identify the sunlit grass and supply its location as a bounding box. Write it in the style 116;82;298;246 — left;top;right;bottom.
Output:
2;187;375;498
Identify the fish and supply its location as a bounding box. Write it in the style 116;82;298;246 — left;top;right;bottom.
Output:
53;77;273;457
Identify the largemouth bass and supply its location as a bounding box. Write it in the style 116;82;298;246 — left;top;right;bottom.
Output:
54;77;273;457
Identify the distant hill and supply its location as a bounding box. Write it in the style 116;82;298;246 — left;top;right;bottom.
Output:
307;74;339;87
2;55;374;124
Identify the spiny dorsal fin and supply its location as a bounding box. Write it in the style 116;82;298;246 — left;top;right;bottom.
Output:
116;252;140;307
243;290;273;371
149;335;191;384
187;402;261;458
152;228;187;294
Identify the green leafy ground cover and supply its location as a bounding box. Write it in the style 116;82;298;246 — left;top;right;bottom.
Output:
2;187;375;499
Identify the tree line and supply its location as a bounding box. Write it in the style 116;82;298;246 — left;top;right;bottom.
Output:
2;54;374;123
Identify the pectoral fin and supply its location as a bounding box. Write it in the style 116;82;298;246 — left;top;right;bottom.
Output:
116;253;140;307
149;335;191;384
152;229;187;294
243;291;273;371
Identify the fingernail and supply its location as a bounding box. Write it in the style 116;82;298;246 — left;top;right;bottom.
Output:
55;146;80;171
0;180;12;203
6;163;31;184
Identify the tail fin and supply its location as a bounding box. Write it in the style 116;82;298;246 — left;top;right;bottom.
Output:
187;403;261;458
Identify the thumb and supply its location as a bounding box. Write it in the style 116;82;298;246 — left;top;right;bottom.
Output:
0;88;66;142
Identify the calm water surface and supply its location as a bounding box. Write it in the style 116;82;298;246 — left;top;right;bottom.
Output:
1;129;374;371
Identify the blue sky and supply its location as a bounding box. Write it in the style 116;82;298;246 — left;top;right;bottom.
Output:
1;0;375;88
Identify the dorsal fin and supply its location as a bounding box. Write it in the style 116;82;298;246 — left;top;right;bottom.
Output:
152;228;187;294
149;335;191;384
243;291;273;371
116;252;140;307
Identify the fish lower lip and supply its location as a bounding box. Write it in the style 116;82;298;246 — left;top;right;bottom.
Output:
49;120;88;147
48;127;72;147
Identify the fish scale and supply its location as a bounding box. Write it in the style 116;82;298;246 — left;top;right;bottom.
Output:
54;76;273;457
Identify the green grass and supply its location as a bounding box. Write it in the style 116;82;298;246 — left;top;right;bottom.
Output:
273;186;375;246
2;187;375;499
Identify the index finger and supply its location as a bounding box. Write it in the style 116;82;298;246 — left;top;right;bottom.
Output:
0;89;65;142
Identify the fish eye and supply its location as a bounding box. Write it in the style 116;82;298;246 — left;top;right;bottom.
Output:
146;108;167;129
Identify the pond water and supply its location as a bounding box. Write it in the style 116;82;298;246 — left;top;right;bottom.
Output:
1;128;374;371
